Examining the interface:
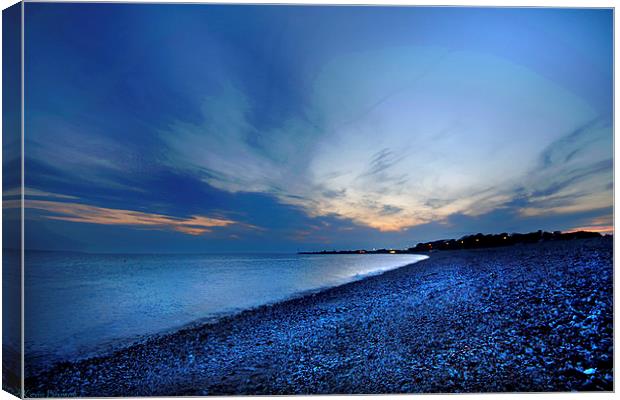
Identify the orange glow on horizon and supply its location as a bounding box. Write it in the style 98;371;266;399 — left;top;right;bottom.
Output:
11;199;238;236
564;225;614;235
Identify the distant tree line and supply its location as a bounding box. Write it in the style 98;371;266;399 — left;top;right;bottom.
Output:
409;230;603;252
299;230;604;255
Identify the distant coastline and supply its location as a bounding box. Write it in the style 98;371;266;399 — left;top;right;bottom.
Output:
299;229;606;254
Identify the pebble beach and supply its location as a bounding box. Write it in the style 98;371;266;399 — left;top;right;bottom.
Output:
26;237;613;396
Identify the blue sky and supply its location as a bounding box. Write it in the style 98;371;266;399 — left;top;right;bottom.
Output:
16;4;613;253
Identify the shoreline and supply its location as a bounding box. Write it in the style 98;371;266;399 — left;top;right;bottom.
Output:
25;254;429;376
27;238;613;395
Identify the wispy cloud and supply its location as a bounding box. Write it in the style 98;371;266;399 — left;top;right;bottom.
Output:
7;200;240;235
516;118;612;217
3;187;79;200
566;214;614;234
26;113;150;194
161;46;609;233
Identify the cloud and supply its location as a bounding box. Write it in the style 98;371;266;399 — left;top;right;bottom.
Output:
9;199;239;236
565;214;614;234
565;225;614;234
25;111;154;195
160;83;314;196
160;46;610;233
516;118;612;217
3;187;79;200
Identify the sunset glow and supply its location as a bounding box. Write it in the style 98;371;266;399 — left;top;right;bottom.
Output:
22;5;612;252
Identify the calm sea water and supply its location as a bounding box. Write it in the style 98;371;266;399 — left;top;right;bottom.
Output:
25;252;427;370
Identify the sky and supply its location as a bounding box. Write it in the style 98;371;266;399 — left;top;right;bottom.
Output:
11;4;613;253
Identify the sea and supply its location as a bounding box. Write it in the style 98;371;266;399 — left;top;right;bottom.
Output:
24;251;427;372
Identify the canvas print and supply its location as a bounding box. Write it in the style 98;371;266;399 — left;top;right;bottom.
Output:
2;2;614;397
